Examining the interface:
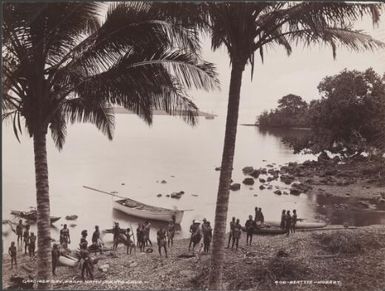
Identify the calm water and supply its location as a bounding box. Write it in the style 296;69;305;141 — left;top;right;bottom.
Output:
2;114;383;251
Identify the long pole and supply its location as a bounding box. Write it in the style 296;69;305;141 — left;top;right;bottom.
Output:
82;185;127;199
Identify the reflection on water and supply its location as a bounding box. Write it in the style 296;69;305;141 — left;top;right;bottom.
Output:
2;116;384;252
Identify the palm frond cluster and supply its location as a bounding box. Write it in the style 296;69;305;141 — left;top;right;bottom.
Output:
2;2;219;149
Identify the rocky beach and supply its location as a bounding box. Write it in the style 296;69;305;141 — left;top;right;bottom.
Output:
3;225;385;290
3;156;385;290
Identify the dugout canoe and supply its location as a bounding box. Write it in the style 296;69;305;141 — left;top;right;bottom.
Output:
264;220;327;229
113;198;184;224
241;226;286;235
58;255;78;267
10;210;61;224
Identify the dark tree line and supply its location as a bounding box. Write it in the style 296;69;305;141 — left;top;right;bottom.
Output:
259;68;385;157
258;94;310;128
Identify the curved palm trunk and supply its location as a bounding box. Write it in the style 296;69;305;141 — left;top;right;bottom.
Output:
33;130;52;289
208;59;246;290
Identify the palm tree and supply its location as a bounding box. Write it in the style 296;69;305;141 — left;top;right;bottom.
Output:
2;2;218;288
204;3;384;289
154;2;384;289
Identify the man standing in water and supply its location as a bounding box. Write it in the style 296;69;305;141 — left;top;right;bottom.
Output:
16;220;23;245
60;224;71;249
227;217;236;248
285;210;292;236
23;225;30;254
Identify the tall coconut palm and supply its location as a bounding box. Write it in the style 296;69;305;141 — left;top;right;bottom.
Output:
2;2;218;288
203;3;384;289
154;2;385;289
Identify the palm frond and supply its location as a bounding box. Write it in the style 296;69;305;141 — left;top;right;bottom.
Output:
49;113;67;150
62;99;114;140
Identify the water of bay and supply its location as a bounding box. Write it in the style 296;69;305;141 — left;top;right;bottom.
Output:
0;114;372;251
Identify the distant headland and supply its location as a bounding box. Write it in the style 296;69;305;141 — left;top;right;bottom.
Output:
113;107;217;118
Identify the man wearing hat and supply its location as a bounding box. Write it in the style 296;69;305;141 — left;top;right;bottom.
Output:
79;230;93;281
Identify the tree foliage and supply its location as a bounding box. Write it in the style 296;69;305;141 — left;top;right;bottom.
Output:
258;94;309;128
282;68;385;156
2;2;219;149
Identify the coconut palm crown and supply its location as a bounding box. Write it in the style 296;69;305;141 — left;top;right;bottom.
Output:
2;2;218;288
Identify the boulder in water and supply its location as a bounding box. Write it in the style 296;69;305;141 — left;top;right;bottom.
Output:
243;178;255;185
249;169;261;178
230;183;241;191
274;190;282;195
242;166;254;175
65;215;78;220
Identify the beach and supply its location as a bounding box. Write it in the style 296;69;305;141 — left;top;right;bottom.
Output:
3;225;385;290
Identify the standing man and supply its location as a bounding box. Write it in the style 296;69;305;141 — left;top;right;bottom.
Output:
52;244;60;276
291;210;297;233
227;217;236;248
188;220;198;251
280;210;286;230
79;230;93;282
23;225;30;254
143;221;152;247
125;228;134;255
60;224;71;249
157;228;168;258
136;224;145;252
285;210;292;236
92;225;103;254
245;215;255;246
258;208;265;224
167;220;175;248
16;220;23;245
232;219;242;250
9;241;17;269
28;232;36;257
112;222;121;251
203;221;213;253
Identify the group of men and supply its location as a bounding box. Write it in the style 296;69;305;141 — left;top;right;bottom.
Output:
227;207;266;250
111;218;177;258
8;220;37;270
188;218;213;254
280;209;298;235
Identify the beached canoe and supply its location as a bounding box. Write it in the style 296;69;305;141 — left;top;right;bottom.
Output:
58;255;78;267
264;220;327;229
11;210;61;224
241;226;286;235
113;198;184;224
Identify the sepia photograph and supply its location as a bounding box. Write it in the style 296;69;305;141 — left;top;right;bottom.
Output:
2;1;385;290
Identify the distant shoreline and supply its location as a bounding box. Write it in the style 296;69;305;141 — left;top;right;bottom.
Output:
113;107;217;118
240;123;311;130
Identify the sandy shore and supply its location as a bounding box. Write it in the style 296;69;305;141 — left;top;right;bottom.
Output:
3;225;385;290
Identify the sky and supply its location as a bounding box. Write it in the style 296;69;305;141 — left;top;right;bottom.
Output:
100;3;385;124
